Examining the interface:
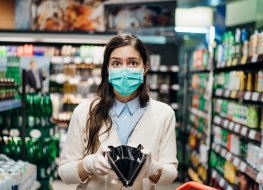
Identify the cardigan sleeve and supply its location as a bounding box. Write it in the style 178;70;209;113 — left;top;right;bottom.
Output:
58;107;86;184
156;109;178;185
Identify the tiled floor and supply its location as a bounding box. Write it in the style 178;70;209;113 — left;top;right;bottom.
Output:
51;180;181;190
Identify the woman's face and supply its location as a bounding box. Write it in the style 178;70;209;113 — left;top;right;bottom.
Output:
108;45;144;69
108;45;146;102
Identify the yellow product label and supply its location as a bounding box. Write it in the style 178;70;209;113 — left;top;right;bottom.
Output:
232;58;238;66
241;56;247;64
246;73;253;91
230;90;237;98
227;59;232;67
239;72;245;91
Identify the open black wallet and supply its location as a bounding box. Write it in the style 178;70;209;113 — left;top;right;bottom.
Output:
106;144;148;187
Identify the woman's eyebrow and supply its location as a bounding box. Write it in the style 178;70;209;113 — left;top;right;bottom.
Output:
127;57;141;60
110;57;121;60
110;57;141;60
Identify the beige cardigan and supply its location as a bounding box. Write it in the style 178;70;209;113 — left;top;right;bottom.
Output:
58;98;178;190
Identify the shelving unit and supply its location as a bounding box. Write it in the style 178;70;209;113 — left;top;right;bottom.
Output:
211;169;237;190
209;29;263;188
215;89;263;103
185;47;213;184
211;143;259;181
213;115;261;143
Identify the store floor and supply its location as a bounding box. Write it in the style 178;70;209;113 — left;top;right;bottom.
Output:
51;180;182;190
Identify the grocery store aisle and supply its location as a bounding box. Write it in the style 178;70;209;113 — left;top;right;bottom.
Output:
51;180;182;190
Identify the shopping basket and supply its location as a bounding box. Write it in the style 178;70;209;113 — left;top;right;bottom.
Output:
176;181;218;190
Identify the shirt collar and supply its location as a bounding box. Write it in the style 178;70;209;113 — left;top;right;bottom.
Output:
113;96;140;117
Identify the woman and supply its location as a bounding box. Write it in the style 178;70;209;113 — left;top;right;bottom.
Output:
58;34;178;190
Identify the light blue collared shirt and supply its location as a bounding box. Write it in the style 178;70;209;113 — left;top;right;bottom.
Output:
109;97;148;145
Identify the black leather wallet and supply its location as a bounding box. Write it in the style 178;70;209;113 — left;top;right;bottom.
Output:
106;144;147;187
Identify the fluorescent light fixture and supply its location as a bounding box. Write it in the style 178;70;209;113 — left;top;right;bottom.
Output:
226;0;257;26
175;26;209;34
176;7;213;28
137;35;166;44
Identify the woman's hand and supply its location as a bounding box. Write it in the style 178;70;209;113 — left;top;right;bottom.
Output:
138;149;162;182
83;146;111;176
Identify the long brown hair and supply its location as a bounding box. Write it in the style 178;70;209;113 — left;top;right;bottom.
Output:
85;34;150;154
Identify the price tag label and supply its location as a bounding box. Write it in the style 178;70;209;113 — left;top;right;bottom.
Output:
226;152;232;161
215;145;220;153
252;54;258;63
223;120;229;128
212;143;216;149
219;178;225;187
171;66;179;72
159;65;168;72
252;92;259;101
240;162;247;172
241;127;248;136
215;116;221;124
229;122;235;130
244;92;251;100
9;129;20;137
216;89;223;96
221;149;227;157
172;84;179;90
161;84;169;91
212;170;216;178
214;116;220;124
30;129;42;139
233;157;240;167
224;90;230;97
249;130;256;139
234;124;241;132
63;56;72;63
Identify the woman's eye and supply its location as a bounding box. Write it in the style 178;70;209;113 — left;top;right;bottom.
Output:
111;61;121;67
129;61;138;67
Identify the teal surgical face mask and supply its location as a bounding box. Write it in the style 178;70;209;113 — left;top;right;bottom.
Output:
108;67;144;96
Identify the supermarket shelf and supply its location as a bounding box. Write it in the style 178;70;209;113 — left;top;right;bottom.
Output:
187;168;204;184
148;65;180;74
215;89;263;103
211;169;237;190
189;107;208;119
213;115;262;143
212;142;259;182
188;87;206;95
190;69;210;73
215;54;263;72
0;99;21;112
189;164;207;183
51;56;104;65
188;124;207;138
0;31;115;44
191;150;208;170
149;84;180;91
